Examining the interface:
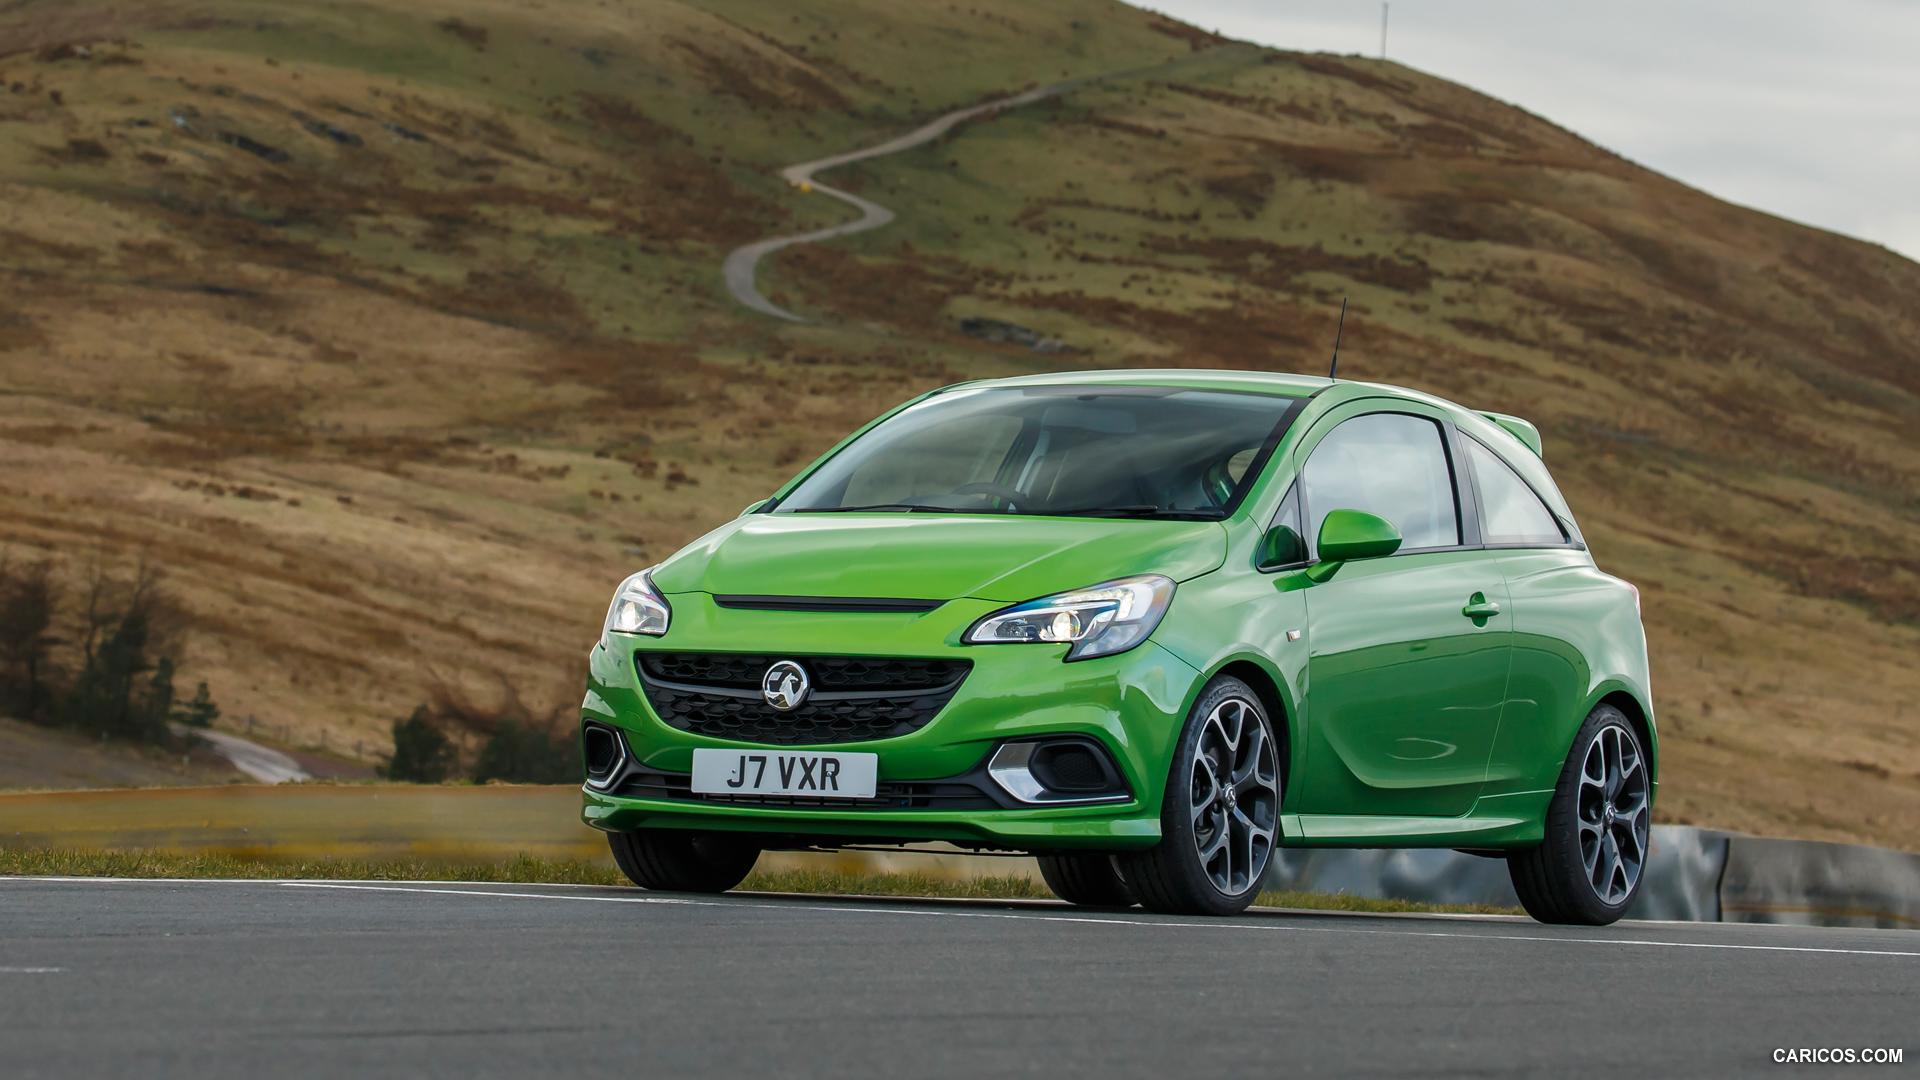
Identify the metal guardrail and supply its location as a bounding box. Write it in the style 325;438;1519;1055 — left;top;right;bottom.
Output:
1719;834;1920;930
1262;826;1727;920
1264;825;1920;929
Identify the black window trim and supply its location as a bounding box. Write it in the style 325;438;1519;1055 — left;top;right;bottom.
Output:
1456;431;1585;552
1255;481;1309;572
1257;406;1585;574
1290;409;1473;565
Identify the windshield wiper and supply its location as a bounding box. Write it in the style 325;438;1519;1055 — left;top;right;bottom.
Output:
1045;505;1227;520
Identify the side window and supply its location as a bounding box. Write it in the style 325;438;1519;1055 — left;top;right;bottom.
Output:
1302;414;1460;552
1464;438;1565;545
1259;483;1306;568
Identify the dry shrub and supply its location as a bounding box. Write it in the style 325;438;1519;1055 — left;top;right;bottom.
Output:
1289;55;1413;95
1401;192;1540;248
1158;235;1436;295
779;246;969;327
435;18;488;49
440;269;592;335
1146;16;1227;50
0;306;49;351
666;38;848;111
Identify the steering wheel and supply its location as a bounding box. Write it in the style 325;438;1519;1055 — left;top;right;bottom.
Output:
948;481;1029;511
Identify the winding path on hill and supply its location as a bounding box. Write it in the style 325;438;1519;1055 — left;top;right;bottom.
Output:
722;81;1076;322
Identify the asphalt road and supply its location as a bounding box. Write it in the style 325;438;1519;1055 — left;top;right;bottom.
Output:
2;878;1914;1078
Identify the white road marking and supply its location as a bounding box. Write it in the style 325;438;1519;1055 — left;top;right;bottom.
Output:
282;883;697;905
1;876;650;889
10;876;1915;959
5;876;296;886
272;882;1920;960
0;966;63;974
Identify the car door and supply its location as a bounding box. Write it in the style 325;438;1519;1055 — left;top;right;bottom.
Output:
1455;432;1606;799
1293;406;1512;819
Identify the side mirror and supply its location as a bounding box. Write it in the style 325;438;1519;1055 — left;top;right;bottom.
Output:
1308;509;1401;581
1255;523;1306;570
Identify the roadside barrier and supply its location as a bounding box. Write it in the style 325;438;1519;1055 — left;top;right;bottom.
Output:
1262;825;1729;921
1262;825;1920;928
1;787;1913;927
1718;833;1920;929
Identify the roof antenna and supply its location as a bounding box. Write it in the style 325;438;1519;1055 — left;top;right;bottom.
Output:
1327;296;1348;381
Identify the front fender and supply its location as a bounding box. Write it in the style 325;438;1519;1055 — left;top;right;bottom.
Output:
1149;565;1311;807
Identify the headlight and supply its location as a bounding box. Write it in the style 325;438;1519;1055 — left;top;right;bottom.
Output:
964;575;1175;661
602;569;670;641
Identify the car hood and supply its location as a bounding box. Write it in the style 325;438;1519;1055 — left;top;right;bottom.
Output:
650;513;1228;603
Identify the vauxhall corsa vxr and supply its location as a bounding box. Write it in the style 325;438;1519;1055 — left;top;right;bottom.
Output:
581;370;1656;924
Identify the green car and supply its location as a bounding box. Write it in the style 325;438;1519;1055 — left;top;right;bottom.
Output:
581;370;1655;924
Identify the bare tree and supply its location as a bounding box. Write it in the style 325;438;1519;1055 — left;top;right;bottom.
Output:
411;670;577;784
63;553;188;741
0;555;59;723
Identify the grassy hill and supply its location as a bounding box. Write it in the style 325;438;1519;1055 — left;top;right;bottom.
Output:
1;0;1915;848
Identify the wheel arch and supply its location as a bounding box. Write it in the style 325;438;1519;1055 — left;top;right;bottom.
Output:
1207;656;1295;794
1585;681;1658;786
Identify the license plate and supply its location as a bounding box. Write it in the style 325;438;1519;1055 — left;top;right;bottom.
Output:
690;748;878;799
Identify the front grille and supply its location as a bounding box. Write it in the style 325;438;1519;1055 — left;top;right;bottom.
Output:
635;652;970;746
612;766;1002;811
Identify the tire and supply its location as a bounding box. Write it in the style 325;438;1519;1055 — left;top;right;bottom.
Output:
607;828;761;893
1119;676;1281;916
1035;853;1136;908
1507;704;1652;926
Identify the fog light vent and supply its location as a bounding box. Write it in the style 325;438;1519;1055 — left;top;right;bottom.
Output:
1030;743;1110;793
582;723;623;785
986;738;1128;805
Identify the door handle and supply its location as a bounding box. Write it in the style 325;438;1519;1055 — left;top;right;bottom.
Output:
1461;593;1502;620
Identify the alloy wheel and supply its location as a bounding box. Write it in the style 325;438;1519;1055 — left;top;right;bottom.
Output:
1189;696;1279;895
1577;723;1650;905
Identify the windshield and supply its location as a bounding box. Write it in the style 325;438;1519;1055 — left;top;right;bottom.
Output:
775;386;1300;519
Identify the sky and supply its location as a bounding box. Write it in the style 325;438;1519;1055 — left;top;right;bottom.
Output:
1145;1;1920;262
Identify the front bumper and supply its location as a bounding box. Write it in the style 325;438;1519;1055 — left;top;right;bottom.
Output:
579;594;1201;850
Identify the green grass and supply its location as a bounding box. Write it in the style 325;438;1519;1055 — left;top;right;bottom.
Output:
0;848;1517;915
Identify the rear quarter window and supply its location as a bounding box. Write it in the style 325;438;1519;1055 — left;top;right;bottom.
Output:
1465;437;1566;546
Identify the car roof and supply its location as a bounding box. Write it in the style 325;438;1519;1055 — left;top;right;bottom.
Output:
946;368;1477;409
940;369;1536;455
948;368;1334;398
